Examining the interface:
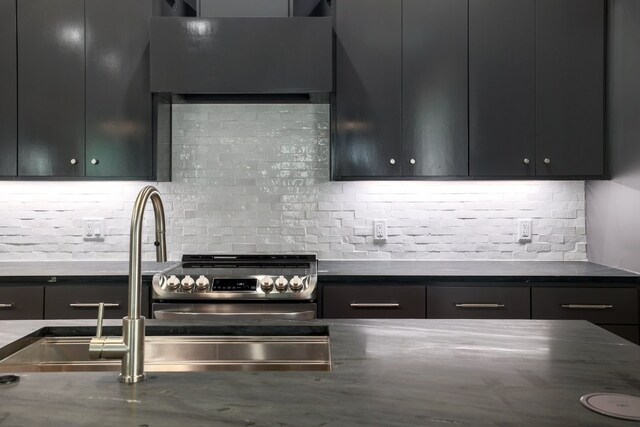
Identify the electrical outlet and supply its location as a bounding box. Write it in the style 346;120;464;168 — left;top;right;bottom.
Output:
83;218;105;240
517;219;532;243
373;219;387;242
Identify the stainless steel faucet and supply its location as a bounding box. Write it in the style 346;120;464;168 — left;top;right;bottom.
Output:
89;186;167;384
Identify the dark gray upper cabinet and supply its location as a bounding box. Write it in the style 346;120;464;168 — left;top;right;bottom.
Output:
469;0;535;177
200;0;289;17
0;0;17;177
5;0;167;180
402;0;468;177
536;0;605;177
17;0;85;177
334;0;465;179
333;0;402;179
332;0;605;181
85;0;153;178
150;17;332;95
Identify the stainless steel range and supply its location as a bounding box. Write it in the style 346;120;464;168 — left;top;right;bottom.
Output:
152;254;318;320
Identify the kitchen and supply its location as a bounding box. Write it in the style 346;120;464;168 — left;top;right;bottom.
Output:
0;0;639;425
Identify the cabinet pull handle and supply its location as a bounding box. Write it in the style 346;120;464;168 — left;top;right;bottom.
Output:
0;303;15;309
561;304;613;310
95;303;105;338
350;303;400;308
455;303;505;309
69;303;120;309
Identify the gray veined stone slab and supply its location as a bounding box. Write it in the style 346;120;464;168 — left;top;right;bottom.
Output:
0;318;637;426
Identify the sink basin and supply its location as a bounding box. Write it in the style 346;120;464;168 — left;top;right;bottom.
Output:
0;325;331;373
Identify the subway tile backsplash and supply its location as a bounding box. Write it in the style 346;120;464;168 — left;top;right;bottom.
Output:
0;104;586;261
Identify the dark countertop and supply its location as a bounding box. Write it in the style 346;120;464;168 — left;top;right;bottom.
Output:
0;318;638;426
0;261;180;281
318;260;640;282
0;260;638;284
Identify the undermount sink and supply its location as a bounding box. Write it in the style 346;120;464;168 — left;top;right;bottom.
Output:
0;325;331;373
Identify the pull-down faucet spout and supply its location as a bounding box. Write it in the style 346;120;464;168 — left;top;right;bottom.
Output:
89;186;167;383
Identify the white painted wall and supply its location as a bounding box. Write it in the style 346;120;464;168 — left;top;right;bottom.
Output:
0;104;587;261
586;0;640;273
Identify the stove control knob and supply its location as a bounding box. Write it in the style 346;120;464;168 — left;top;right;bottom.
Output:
195;275;210;291
275;276;289;293
260;277;274;293
165;275;180;291
181;275;195;291
289;275;304;292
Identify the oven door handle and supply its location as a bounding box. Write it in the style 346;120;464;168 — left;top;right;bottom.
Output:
153;309;316;321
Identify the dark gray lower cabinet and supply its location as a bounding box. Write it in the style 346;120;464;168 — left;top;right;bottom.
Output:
0;286;44;320
45;284;150;319
427;286;530;319
17;0;85;177
598;325;639;345
320;283;639;344
85;0;154;178
531;287;638;324
535;0;605;177
323;285;425;319
0;0;17;177
531;287;639;345
469;0;535;177
402;0;468;177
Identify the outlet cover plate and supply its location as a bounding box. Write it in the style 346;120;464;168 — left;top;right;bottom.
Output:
374;219;387;242
517;219;532;243
83;218;105;241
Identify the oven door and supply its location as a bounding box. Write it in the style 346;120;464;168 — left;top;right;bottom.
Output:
152;303;317;321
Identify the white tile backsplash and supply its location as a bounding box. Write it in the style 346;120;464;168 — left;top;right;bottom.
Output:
0;104;586;261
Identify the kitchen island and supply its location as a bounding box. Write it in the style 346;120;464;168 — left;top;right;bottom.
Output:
0;319;638;426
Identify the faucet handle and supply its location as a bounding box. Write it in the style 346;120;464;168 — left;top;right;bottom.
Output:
96;302;105;338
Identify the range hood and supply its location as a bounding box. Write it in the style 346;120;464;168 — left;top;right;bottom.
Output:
150;17;332;100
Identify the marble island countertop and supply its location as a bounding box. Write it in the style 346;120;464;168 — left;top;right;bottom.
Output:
0;318;638;426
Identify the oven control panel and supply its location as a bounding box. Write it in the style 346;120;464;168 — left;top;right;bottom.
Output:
152;254;318;301
152;273;316;301
211;278;257;292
